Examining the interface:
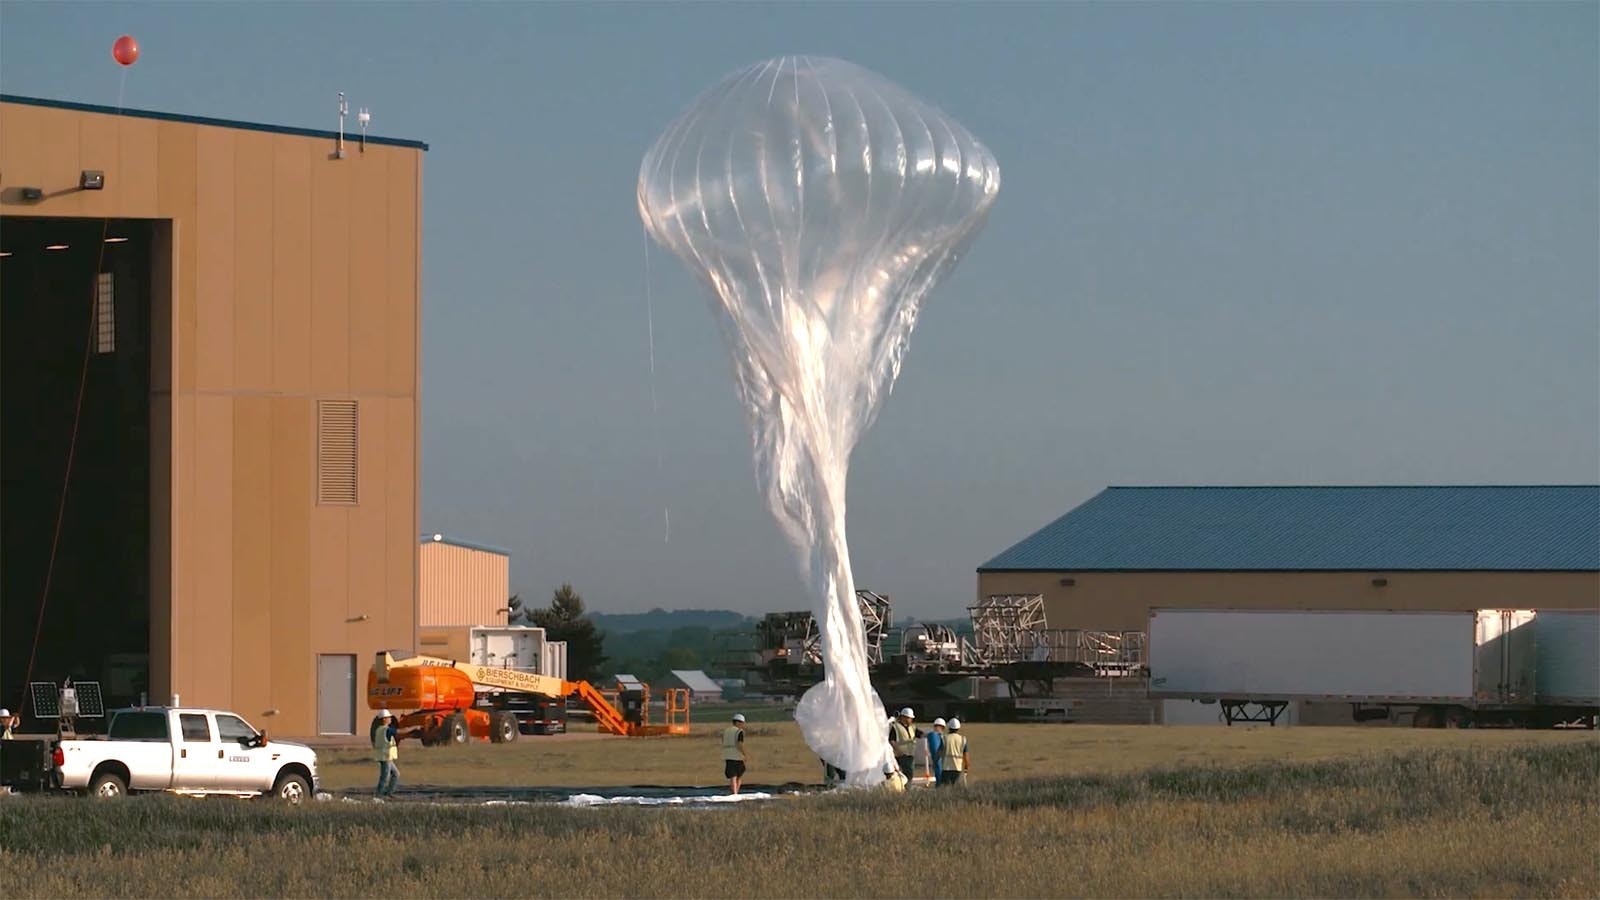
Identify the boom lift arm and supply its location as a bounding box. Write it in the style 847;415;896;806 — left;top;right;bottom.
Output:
370;652;688;739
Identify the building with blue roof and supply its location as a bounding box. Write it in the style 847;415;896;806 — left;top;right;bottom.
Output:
977;486;1599;633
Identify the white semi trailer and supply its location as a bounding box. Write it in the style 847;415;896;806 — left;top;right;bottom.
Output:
1148;608;1598;727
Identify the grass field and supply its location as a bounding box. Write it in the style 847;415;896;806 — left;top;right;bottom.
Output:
315;719;1595;791
2;739;1596;898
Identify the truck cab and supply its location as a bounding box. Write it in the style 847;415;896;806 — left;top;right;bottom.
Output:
55;707;318;802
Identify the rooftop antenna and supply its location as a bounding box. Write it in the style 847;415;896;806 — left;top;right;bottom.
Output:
335;92;348;159
358;107;371;153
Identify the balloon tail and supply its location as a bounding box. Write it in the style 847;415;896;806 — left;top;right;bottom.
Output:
643;224;669;544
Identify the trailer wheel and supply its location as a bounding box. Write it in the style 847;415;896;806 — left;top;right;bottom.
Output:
490;712;519;744
89;770;128;799
445;713;470;745
1412;706;1440;728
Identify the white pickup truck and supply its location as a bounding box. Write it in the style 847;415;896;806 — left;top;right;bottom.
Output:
56;707;319;803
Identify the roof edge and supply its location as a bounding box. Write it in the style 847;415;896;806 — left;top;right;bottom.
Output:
420;534;510;556
1;94;429;151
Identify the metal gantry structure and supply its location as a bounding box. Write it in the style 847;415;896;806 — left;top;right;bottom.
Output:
754;590;895;668
969;594;1049;664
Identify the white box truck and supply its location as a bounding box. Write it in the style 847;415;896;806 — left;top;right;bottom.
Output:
1148;608;1597;727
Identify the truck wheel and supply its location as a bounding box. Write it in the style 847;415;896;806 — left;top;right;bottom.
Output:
90;771;128;799
490;712;519;744
445;714;470;745
272;772;310;804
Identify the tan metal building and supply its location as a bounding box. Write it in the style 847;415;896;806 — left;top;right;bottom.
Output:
1;94;426;737
977;486;1600;634
417;534;512;660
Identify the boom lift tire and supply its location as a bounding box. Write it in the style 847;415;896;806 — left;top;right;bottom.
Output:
445;713;470;745
490;711;519;744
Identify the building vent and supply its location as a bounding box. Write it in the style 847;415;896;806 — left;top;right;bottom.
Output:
316;400;359;505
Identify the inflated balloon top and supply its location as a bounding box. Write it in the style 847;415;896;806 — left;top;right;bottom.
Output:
638;56;999;783
112;35;139;67
639;58;1000;450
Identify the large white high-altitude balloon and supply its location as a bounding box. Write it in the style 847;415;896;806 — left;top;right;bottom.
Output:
638;56;999;783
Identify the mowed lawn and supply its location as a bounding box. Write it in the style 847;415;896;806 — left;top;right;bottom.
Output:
3;740;1596;898
315;718;1596;790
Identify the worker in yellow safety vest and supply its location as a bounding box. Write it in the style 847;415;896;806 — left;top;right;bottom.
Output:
938;717;969;787
888;707;918;781
722;713;748;795
371;709;400;799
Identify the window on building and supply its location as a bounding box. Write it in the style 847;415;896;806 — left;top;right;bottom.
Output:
316;400;359;505
94;272;115;354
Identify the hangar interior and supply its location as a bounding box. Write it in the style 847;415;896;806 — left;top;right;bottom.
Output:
2;216;164;708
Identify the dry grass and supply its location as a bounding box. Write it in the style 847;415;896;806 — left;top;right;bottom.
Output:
2;740;1595;898
314;719;1594;790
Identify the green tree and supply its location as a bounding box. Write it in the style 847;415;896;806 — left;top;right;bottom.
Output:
530;584;608;681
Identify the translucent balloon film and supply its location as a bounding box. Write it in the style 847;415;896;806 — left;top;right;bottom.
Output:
639;56;999;783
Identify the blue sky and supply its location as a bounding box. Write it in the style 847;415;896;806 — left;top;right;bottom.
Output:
4;3;1595;618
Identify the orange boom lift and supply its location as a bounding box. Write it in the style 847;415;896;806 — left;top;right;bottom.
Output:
365;651;690;745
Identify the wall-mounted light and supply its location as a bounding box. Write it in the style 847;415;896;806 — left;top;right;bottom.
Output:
1059;577;1076;587
79;170;105;190
346;613;370;623
104;236;129;244
0;251;12;258
1371;577;1389;587
44;244;69;251
262;708;280;717
19;187;43;202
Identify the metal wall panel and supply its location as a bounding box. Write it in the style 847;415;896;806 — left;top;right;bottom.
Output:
419;541;510;627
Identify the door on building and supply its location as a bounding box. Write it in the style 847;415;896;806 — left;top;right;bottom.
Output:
317;654;356;735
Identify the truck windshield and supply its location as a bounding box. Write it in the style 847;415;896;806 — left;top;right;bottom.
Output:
108;712;170;741
215;714;256;743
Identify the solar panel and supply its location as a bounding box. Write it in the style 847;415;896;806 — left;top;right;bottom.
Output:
29;682;60;719
73;682;105;718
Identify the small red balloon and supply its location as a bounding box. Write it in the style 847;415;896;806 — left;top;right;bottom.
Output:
112;35;139;67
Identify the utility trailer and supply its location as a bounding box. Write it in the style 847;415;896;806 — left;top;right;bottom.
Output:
1148;608;1597;727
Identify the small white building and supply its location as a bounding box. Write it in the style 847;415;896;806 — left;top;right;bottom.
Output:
667;670;725;703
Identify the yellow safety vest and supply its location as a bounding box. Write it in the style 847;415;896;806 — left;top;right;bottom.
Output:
889;720;916;757
722;726;744;760
373;725;398;762
941;732;968;772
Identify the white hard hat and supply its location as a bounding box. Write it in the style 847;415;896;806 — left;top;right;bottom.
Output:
0;708;9;718
931;717;947;727
898;707;914;718
947;717;962;730
731;713;746;723
378;709;393;718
